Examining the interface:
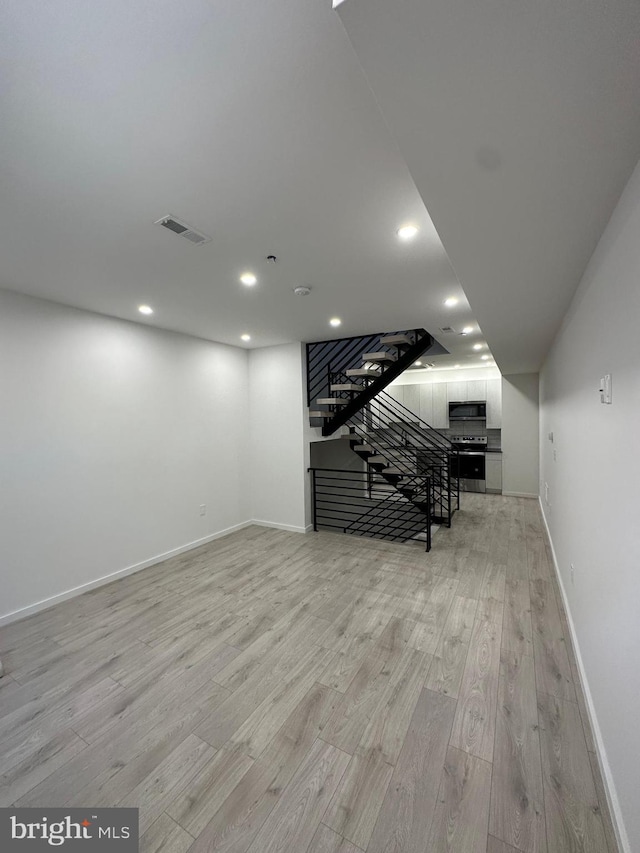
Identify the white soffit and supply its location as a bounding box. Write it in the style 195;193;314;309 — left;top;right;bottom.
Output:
337;0;640;372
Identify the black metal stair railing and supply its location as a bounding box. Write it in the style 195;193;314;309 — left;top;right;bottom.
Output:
344;422;457;527
366;388;459;526
328;384;460;526
309;467;432;551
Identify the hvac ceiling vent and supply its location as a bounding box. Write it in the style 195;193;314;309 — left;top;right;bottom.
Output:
439;326;455;333
154;215;211;246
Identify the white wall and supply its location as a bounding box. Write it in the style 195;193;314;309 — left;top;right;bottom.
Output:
501;373;539;497
248;343;311;533
0;290;250;623
540;161;640;853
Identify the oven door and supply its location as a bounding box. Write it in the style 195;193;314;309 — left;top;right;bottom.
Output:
450;452;486;493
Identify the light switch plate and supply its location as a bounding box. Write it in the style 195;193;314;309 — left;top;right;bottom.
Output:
600;374;612;404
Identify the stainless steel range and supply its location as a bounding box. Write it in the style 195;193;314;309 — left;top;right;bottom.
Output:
449;435;487;493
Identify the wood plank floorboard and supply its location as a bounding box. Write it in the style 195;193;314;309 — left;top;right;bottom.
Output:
490;651;547;853
537;692;607;853
426;745;492;853
0;495;617;853
140;813;194;853
307;823;364;853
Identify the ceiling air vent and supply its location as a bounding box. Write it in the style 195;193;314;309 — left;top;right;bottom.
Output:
154;215;211;246
439;326;455;333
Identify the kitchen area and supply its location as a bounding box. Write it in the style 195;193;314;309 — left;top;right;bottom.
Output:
310;365;539;502
385;370;504;494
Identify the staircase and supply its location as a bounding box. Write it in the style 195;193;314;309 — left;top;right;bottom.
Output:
308;329;460;548
308;329;437;436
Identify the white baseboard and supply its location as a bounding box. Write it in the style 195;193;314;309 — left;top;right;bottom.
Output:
538;499;630;853
251;519;312;534
0;520;252;627
502;490;539;498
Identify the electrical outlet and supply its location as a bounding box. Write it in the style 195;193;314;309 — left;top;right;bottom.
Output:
199;504;206;516
570;563;575;585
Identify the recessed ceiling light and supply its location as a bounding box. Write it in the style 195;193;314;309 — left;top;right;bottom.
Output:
473;343;483;350
138;305;153;315
241;334;251;342
329;317;342;327
240;272;257;286
414;361;422;367
454;364;461;368
481;355;490;360
462;326;473;334
444;297;458;307
397;224;419;241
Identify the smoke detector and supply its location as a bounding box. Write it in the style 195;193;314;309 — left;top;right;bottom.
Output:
293;286;311;296
154;214;211;246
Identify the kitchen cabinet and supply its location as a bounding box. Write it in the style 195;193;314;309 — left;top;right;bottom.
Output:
418;383;433;426
403;384;420;420
446;381;468;403
383;384;404;430
432;383;448;429
486;379;502;428
467;379;487;401
485;453;502;492
386;384;405;408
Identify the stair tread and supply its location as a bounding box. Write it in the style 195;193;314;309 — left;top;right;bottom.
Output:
330;383;361;393
309;411;332;418
353;444;375;453
368;455;388;464
382;466;403;475
362;351;397;362
346;368;381;377
316;398;348;406
379;334;412;347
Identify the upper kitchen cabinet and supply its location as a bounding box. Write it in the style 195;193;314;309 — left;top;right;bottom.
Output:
486;378;502;428
432;383;448;429
446;381;467;403
467;379;487;401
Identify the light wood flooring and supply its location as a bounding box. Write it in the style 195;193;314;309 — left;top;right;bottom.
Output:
0;494;618;853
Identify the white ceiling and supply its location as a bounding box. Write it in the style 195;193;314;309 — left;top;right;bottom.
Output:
338;0;640;373
3;1;638;375
0;0;493;370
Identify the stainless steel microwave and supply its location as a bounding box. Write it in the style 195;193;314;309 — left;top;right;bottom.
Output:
448;401;487;421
